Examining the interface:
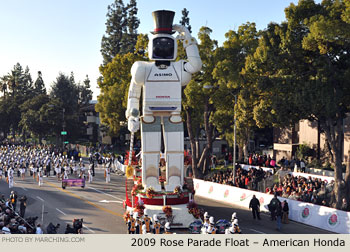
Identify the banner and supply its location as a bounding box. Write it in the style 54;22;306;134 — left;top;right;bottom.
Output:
193;179;350;234
62;179;85;189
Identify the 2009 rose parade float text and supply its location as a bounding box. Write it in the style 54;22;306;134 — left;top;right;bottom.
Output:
129;237;346;247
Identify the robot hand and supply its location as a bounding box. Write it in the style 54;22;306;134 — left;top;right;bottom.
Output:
173;24;191;39
128;116;140;133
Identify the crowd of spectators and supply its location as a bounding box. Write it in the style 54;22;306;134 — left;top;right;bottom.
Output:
0;192;42;234
205;165;350;212
242;153;308;173
205;165;273;191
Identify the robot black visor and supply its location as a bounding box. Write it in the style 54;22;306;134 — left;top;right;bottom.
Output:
152;37;174;59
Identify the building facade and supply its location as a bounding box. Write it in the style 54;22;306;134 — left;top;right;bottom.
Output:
273;117;350;163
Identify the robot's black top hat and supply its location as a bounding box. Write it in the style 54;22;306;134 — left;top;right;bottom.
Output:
151;10;175;34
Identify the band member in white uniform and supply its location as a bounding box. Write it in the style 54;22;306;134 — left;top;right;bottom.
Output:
63;162;69;180
20;165;26;180
38;168;43;187
55;161;61;181
79;163;86;180
8;166;14;189
88;164;93;183
105;165;111;183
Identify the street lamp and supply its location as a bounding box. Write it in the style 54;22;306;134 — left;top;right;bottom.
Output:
203;85;237;181
233;95;237;181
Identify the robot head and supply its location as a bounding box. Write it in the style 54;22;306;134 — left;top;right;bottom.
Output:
149;10;177;61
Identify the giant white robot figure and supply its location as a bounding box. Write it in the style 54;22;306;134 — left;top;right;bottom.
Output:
126;10;202;191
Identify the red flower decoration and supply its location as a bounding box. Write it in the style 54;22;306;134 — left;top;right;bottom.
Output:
259;197;264;204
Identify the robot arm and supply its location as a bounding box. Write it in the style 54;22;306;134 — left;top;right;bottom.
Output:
126;62;145;132
173;24;202;74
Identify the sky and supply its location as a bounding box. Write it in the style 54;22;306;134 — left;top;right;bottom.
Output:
0;0;318;99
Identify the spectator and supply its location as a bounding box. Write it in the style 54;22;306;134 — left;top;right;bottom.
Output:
276;201;283;231
300;159;306;173
224;153;229;167
341;198;349;211
2;223;11;234
249;195;261;220
36;224;44;234
268;194;280;221
19;196;27;218
282;200;289;224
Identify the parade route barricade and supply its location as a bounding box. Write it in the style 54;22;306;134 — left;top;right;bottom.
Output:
193;178;350;234
62;178;85;189
239;164;274;174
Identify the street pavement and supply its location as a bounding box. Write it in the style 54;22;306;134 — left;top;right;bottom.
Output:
0;166;334;234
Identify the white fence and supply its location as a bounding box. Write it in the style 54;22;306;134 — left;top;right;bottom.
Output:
240;163;334;182
193;178;350;234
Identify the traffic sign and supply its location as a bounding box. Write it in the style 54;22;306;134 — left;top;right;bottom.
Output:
61;131;67;135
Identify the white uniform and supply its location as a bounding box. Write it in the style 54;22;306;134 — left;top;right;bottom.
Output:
80;165;86;179
105;166;110;183
38;169;43;186
63;166;69;180
88;165;93;183
125;17;201;192
8;168;14;188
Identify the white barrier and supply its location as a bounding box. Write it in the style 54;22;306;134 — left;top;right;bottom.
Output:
193;178;350;234
239;164;274;174
288;171;334;183
239;163;334;182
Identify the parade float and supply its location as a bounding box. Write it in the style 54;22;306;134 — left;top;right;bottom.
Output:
123;10;202;228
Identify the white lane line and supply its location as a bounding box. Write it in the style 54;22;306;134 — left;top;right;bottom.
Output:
56;208;67;216
250;228;266;234
36;196;45;202
88;186;124;201
21;187;28;191
99;200;123;204
83;224;95;233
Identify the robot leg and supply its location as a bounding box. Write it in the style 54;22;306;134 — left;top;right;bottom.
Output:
163;117;184;192
141;116;162;191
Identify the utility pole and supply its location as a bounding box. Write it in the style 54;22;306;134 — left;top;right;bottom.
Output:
233;95;237;182
62;108;66;149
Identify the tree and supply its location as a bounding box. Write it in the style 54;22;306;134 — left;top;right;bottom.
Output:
78;75;93;106
179;8;191;34
1;63;35;138
124;0;140;53
177;8;192;61
50;72;80;142
19;94;51;142
34;71;46;95
213;22;260;160
244;0;350;209
0;97;11;138
96;34;149;135
183;26;219;178
100;0;140;64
